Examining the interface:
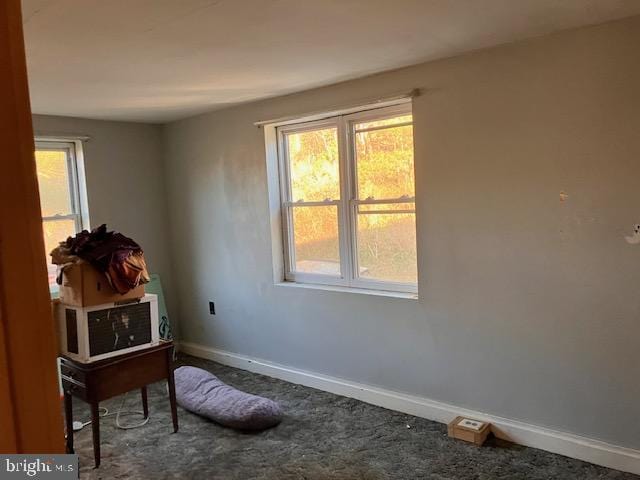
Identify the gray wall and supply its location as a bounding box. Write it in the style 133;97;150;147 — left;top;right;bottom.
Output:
32;115;177;324
163;16;640;449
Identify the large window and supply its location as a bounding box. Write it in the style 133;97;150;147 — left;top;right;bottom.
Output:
35;140;89;292
277;103;417;293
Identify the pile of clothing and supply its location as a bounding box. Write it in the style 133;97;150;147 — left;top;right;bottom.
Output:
51;224;150;294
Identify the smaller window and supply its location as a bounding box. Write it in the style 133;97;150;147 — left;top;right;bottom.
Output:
35;140;89;293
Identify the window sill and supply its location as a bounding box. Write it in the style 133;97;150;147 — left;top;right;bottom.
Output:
275;281;418;300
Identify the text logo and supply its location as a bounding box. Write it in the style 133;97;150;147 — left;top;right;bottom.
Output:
0;455;78;479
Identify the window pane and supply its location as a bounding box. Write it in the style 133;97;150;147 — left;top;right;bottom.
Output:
43;219;76;291
355;123;415;200
356;211;417;284
354;114;412;132
287;127;340;202
36;149;74;216
292;205;340;276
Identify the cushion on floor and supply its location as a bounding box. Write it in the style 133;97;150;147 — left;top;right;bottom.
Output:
174;366;283;431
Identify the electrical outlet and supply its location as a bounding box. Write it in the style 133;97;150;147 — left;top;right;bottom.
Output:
457;418;485;431
209;301;216;315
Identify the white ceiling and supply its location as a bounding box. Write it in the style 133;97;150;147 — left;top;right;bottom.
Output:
22;0;640;123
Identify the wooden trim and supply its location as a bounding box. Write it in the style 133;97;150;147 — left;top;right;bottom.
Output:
0;310;18;453
0;0;65;453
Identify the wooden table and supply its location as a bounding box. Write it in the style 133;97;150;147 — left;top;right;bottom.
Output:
61;341;178;467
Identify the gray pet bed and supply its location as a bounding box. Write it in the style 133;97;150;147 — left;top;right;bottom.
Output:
174;366;283;431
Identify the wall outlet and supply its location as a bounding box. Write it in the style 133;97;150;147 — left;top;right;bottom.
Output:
209;301;216;315
457;418;485;431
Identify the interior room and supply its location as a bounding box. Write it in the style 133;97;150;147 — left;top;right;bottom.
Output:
2;0;640;478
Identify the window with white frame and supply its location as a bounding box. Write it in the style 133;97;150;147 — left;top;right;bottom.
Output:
277;103;417;293
35;139;89;292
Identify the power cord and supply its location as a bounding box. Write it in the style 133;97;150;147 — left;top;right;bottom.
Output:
72;392;150;431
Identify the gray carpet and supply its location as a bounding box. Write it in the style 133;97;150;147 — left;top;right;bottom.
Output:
71;354;638;479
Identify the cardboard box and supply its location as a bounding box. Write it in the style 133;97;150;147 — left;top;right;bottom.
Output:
447;416;491;446
59;262;144;307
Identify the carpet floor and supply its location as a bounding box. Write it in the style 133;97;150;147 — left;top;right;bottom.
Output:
71;354;638;479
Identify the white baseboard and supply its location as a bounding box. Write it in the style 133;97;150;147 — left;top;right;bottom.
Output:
178;341;640;475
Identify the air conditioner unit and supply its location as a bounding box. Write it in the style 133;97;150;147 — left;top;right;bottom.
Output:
55;294;159;363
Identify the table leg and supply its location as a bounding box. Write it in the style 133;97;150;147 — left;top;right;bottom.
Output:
90;402;101;468
141;386;149;419
63;392;74;454
167;372;178;433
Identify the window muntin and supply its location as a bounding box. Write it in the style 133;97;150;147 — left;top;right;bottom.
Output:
35;140;88;292
278;104;417;293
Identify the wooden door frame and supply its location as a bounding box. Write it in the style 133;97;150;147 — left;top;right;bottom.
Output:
0;0;65;453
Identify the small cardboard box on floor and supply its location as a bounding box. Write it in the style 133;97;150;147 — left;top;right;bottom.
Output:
447;416;491;446
60;262;144;307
